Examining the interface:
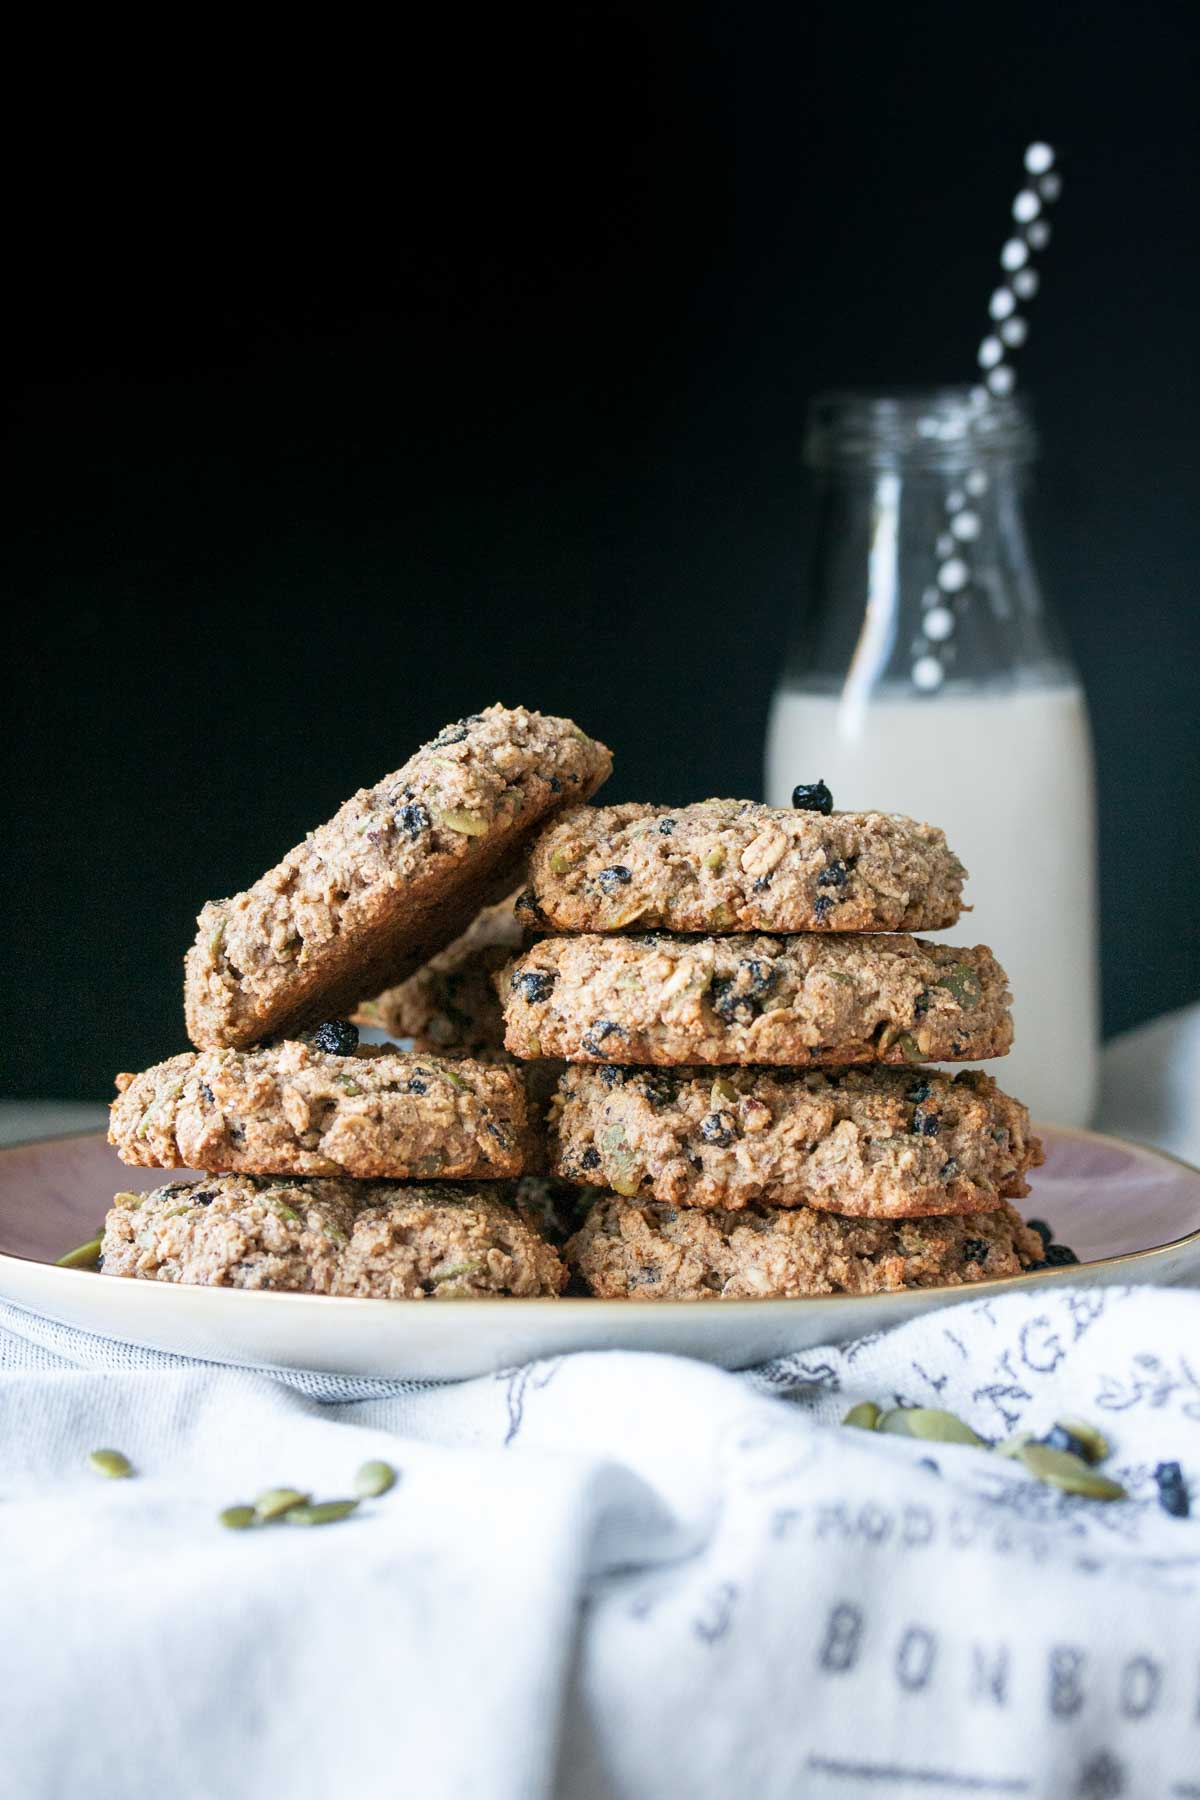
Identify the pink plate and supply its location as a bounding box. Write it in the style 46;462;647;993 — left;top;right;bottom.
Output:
0;1126;1197;1380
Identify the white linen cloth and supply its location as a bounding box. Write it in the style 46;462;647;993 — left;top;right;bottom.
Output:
1;1007;1197;1800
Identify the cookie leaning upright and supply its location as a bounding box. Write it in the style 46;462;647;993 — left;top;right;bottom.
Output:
184;705;611;1050
523;799;966;934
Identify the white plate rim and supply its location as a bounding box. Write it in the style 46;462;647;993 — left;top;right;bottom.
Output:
2;1122;1198;1321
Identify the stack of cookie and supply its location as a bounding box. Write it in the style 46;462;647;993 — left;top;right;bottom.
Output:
497;791;1048;1299
99;705;612;1298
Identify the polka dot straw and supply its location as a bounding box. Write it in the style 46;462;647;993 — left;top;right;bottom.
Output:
912;143;1062;692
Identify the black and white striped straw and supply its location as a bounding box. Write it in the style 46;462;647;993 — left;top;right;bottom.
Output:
911;142;1061;693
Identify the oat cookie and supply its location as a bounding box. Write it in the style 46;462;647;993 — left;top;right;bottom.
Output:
523;799;965;934
550;1066;1041;1217
354;892;524;1058
184;705;611;1049
500;933;1011;1066
100;1176;567;1297
109;1040;529;1180
566;1195;1045;1300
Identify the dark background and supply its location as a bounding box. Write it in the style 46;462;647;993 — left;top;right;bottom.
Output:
5;3;1198;1099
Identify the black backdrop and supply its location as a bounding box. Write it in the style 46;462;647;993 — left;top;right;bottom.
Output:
5;3;1199;1099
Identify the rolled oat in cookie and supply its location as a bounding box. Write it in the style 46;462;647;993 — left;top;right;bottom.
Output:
184;704;611;1050
550;1066;1042;1217
100;1176;567;1297
499;932;1011;1067
566;1194;1046;1300
109;1041;529;1180
525;799;966;934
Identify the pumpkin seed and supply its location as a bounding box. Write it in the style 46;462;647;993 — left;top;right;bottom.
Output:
1049;1417;1110;1465
711;1077;739;1108
548;849;574;876
57;1235;104;1269
336;1076;363;1097
843;1402;881;1431
935;963;983;1008
994;1431;1034;1459
267;1197;302;1226
284;1499;359;1526
431;1260;486;1283
219;1505;257;1530
439;809;489;837
599;1123;640;1196
254;1487;311;1522
113;1191;144;1210
525;1034;542;1058
208;920;226;956
88;1449;134;1479
353;1460;398;1499
439;1067;467;1093
878;1407;986;1447
703;848;725;873
1018;1442;1126;1500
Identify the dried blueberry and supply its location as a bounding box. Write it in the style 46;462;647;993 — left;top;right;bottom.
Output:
1026;1218;1054;1250
751;876;771;892
817;859;848;890
710;959;777;1025
634;1072;677;1107
940;1157;960;1179
431;721;470;747
396;801;432;839
912;1108;940;1137
191;1190;216;1207
906;1080;931;1104
709;977;741;1023
1042;1243;1079;1266
596;866;632;893
791;780;833;815
742;959;776;996
514;970;557;1005
313;1021;360;1056
599;1065;625;1089
582;1020;628;1059
812;895;834;924
1155;1462;1190;1518
405;1077;428;1096
549;776;562;794
580;1147;601;1171
199;1082;215;1105
914;991;931;1017
658;818;676;835
700;1113;734;1147
515;889;547;925
962;1239;989;1265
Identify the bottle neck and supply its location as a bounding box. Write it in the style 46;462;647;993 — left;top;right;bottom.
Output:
786;454;1074;699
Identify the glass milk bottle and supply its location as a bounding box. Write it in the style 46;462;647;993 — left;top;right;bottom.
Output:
765;388;1098;1125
